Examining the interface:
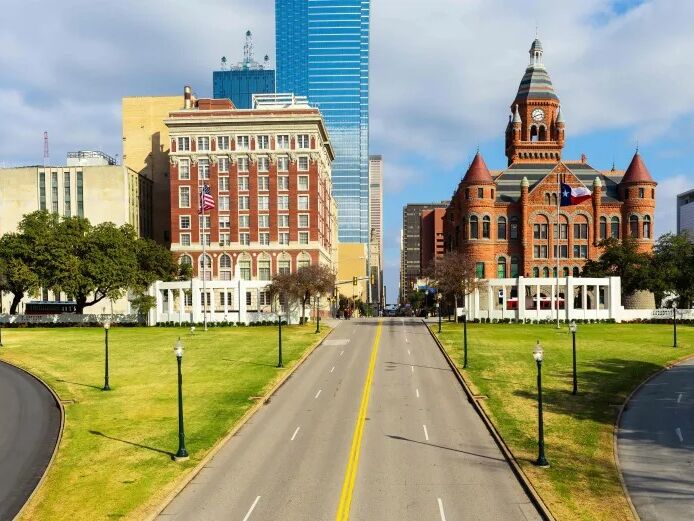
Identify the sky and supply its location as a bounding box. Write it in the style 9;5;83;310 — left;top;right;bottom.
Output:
1;0;693;303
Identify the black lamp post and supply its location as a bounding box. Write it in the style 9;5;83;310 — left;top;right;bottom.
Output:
0;290;4;347
102;322;111;391
672;301;678;348
315;296;321;334
462;307;468;368
569;320;577;395
277;310;284;368
437;293;442;333
174;337;189;461
533;341;549;467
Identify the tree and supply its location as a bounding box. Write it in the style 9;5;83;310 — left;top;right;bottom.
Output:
651;232;694;307
0;233;41;314
426;252;479;317
581;237;652;296
267;265;336;324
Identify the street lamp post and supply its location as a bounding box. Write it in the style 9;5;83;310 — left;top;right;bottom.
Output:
533;341;549;468
102;322;111;391
569;320;577;395
315;296;321;334
277;310;284;368
0;290;4;347
672;301;678;348
462;307;468;369
173;338;189;461
437;293;442;333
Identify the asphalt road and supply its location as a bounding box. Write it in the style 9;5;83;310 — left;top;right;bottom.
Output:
618;357;694;521
158;318;540;521
0;361;62;521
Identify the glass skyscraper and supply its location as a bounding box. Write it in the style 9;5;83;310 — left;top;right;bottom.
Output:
213;69;275;109
276;0;370;243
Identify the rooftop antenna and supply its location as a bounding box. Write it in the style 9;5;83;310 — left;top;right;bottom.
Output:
220;56;228;71
243;30;254;69
263;54;270;70
43;131;49;167
635;138;639;153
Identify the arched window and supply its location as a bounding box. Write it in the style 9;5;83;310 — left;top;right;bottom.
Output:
573;267;580;277
219;253;232;280
542;267;550;278
297;254;311;270
179;254;192;266
470;216;479;239
510;216;519;239
199;254;212;280
497;257;507;278
530;125;539;142
630;215;639;238
497;216;507;240
482;216;491;239
611;216;620;238
545;193;551;205
573;214;589;241
600;216;607;240
539;126;547;141
563;267;570;277
511;256;520;277
553;267;558;277
643;215;651;239
551;193;558;206
533;267;540;277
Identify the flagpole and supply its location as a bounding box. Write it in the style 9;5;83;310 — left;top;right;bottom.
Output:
556;173;561;329
201;183;208;332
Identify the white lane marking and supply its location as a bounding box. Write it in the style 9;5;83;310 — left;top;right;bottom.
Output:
330;366;335;373
324;339;350;346
411;365;414;373
407;349;411;356
677;392;684;404
423;424;429;441
242;496;261;521
676;427;684;443
340;350;344;356
416;388;420;398
437;497;447;521
315;389;322;399
290;427;301;441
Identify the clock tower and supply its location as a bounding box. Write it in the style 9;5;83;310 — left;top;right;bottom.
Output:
505;39;565;165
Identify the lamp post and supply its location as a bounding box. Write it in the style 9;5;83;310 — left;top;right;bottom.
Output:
569;320;577;395
672;301;678;348
0;290;4;348
462;307;468;369
315;296;321;334
533;341;549;468
437;293;442;333
277;310;284;368
102;322;111;391
173;338;189;461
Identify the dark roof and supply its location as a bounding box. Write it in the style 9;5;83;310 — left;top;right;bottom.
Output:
514;66;558;102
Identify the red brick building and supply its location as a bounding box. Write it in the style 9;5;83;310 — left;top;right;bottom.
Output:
445;39;656;279
165;90;337;281
420;207;446;272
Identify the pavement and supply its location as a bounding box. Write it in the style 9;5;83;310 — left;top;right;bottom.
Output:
618;356;694;521
0;361;62;521
157;318;540;521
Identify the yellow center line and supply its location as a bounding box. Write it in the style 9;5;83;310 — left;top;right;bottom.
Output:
335;320;382;521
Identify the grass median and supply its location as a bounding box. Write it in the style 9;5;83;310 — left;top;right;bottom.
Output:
0;324;330;521
432;321;694;521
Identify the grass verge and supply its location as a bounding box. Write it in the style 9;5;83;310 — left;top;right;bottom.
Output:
433;321;694;521
0;325;330;521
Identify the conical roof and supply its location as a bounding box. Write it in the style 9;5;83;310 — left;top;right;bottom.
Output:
463;152;494;184
514;38;558;102
621;152;655;184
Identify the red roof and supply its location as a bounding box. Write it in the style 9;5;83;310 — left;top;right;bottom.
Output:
463;152;494;184
621;152;655;184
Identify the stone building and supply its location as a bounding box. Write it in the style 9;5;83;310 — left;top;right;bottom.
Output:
444;39;657;279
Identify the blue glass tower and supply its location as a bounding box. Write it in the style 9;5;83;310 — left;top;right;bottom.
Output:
213;69;275;110
276;0;370;243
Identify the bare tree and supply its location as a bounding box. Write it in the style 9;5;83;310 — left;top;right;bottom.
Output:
267;265;336;324
426;252;479;318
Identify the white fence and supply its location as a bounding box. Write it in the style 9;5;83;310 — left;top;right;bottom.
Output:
0;314;141;325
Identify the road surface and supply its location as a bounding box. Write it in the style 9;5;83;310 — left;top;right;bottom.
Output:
618;357;694;521
157;318;540;520
0;361;62;521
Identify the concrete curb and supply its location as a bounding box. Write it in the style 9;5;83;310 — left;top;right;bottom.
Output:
423;321;556;521
0;359;65;521
613;351;694;521
141;326;336;521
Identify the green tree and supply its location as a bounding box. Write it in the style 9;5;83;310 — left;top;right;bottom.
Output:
581;237;652;296
651;232;694;307
0;233;41;314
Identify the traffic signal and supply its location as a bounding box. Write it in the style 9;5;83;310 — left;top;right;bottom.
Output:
370;273;375;285
353;276;358;286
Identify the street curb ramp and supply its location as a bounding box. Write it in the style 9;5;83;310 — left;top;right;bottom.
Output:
423;320;556;521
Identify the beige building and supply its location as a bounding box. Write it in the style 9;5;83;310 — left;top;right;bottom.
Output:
337;242;368;303
122;95;182;244
368;155;383;307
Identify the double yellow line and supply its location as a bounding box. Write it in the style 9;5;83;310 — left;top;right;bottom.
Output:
335;320;382;521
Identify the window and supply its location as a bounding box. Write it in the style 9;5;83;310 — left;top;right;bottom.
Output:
554;223;568;240
643;215;651;239
299;231;309;244
219;176;229;191
258;156;269;172
475;262;485;279
534;245;548;258
477;187;484;198
259;232;270;245
258;214;270;228
534;223;548;239
278;195;290;210
258;196;269;210
573;267;580;277
238;176;249;191
279;232;290;245
279;214;289;228
219;215;230;229
279;260;291;275
298;195;309;210
63;172;71;216
199;215;211;229
197;136;210;151
639;187;645;198
177;137;190;151
297;134;310;149
510;256;520;277
277;156;289;172
611;217;620;238
219;233;230;246
202;233;211;246
465;188;470;200
630;215;639;238
180;233;191;246
298;176;309;191
510;216;519;239
553;245;569;258
179;159;190;180
470;216;479;239
239;214;249;228
239;233;250;246
51;171;58;213
219;195;230;211
600;217;607;240
39;172;46;210
573;245;588;258
298;156;309;171
198;159;210;180
239;260;251;280
258;260;271;280
246;291;253;306
277;134;290;149
542;267;550;278
497;257;507;278
239;195;249;210
497;217;507;240
298;258;310;269
76;171;84;217
218;157;229;173
220;254;232;275
278;176;289;190
532;267;540;277
179;186;191;208
237;157;249;172
179;255;192;267
257;135;269;149
482;216;491;239
574;223;589;240
299;214;309;228
180;215;191;229
563;267;570;277
237;135;250;150
258;176;269;191
259;291;271;306
217;136;229;150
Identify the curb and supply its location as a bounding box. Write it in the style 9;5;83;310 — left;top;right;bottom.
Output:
423;321;556;521
141;326;336;521
0;359;65;521
613;351;694;521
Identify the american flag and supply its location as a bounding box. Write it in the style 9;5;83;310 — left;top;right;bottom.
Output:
199;184;215;214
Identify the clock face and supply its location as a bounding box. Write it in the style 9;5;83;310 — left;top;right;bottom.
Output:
532;108;545;122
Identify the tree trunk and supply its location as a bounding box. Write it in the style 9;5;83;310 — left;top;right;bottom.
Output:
75;295;88;315
454;294;458;323
301;296;307;325
9;291;23;315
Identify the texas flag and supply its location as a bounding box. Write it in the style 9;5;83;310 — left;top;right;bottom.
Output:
560;182;592;206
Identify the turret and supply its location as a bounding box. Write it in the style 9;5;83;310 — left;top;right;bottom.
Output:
592;177;602;245
555;106;565;145
620;151;657;249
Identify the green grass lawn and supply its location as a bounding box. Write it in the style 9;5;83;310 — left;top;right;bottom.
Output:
0;324;330;521
432;321;694;521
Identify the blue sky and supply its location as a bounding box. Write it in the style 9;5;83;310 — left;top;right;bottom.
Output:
1;0;692;303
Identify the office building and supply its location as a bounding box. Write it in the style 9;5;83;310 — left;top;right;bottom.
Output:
420;207;446;273
275;0;370;243
677;189;694;239
369;155;383;306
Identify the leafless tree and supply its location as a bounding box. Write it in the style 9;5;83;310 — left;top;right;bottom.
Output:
426;252;479;317
267;264;336;324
